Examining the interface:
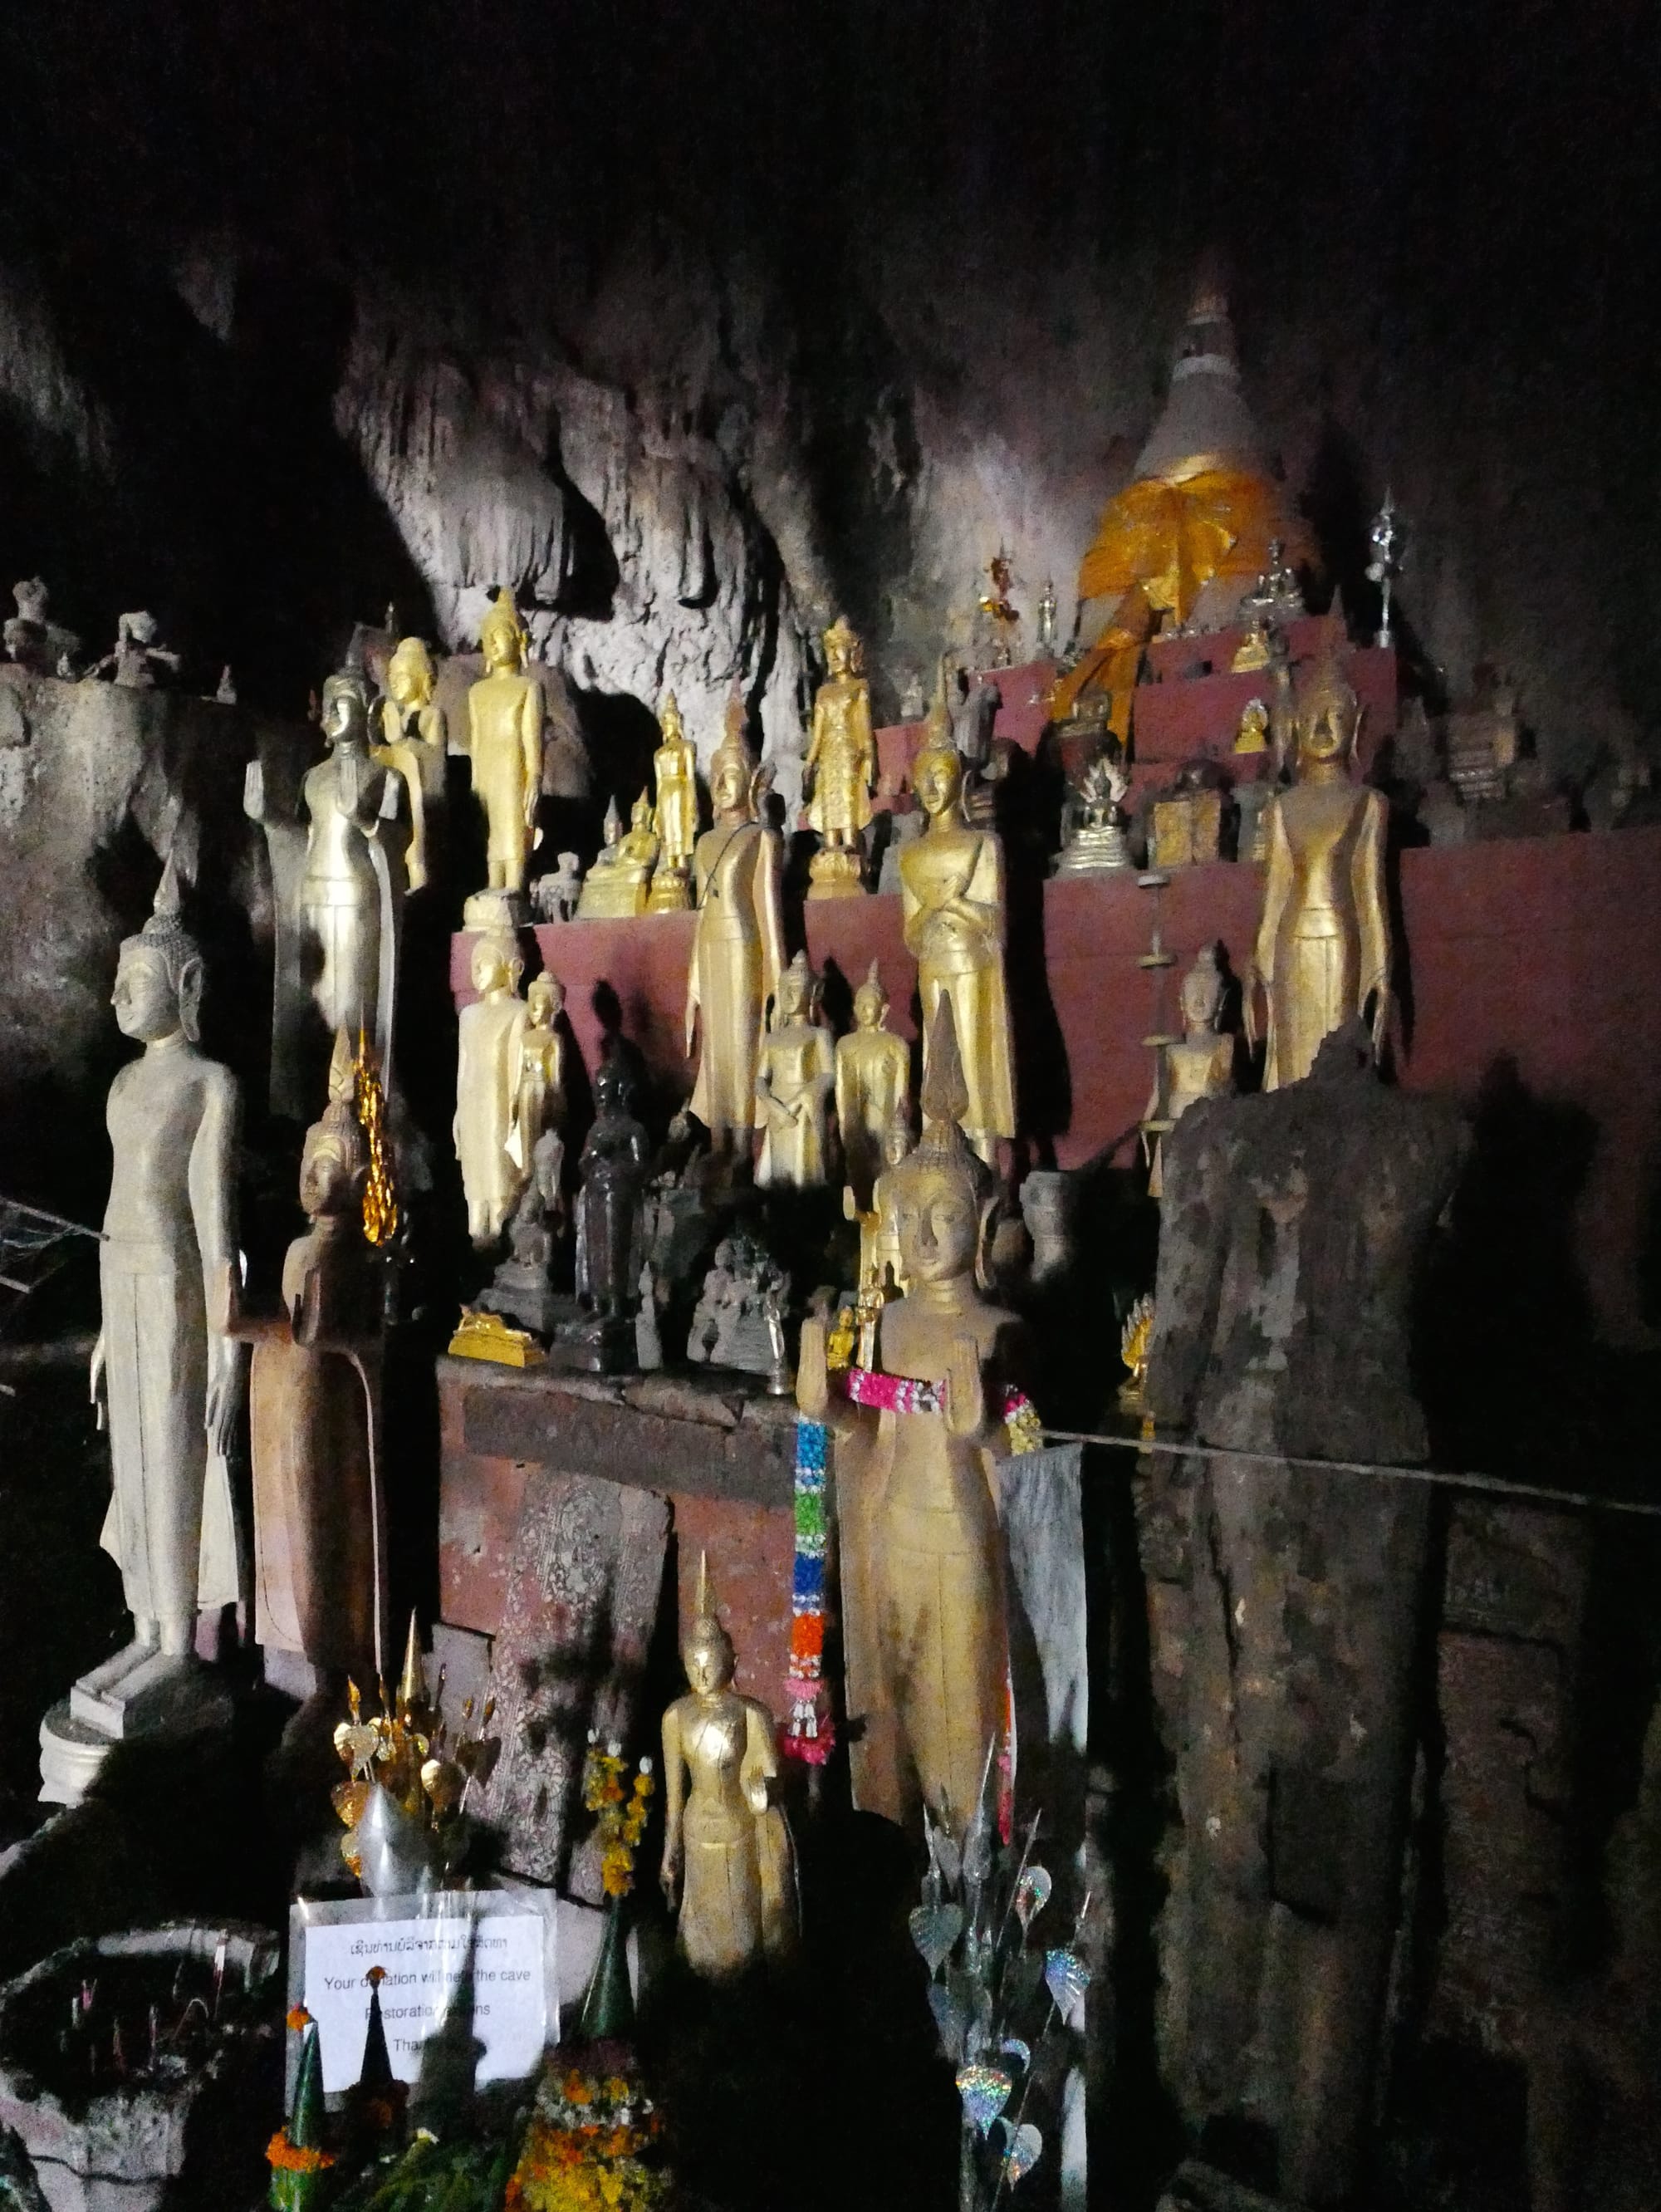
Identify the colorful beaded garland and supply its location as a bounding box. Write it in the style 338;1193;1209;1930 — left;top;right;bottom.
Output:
782;1415;834;1763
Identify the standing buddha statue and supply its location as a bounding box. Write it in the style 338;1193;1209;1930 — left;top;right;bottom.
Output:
246;669;406;1117
512;971;566;1162
1246;638;1391;1089
686;696;785;1159
754;951;835;1190
835;960;912;1212
647;691;698;912
803;614;875;899
797;1000;1024;1839
660;1554;796;1979
61;866;242;1771
463;589;544;919
1143;943;1237;1196
453;931;528;1247
238;1031;385;1694
375;636;448;894
899;694;1015;1165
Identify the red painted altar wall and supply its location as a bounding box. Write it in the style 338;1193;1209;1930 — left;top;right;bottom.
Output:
455;824;1661;1346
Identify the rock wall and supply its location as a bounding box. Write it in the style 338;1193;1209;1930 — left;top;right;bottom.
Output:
0;674;309;1219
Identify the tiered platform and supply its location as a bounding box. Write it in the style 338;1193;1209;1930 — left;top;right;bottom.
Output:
457;824;1661;1343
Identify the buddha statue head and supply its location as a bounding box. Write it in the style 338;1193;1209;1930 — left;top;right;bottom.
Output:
682;1552;737;1698
911;709;965;827
386;636;437;711
852;959;889;1032
1293;637;1362;773
590;1044;637;1124
708;693;761;824
479;588;528;675
527;971;564;1030
630;791;654;836
884;998;997;1293
822;614;864;681
300;1030;370;1221
469;929;522;999
320;669;373;751
772;949;815;1029
879;1111;913;1170
659;691;686;747
1180;944;1226;1037
114;857;203;1046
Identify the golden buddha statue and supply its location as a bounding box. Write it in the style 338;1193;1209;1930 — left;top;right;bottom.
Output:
1053;274;1302;732
755;951;835;1189
453;931;528;1247
463;589;543;911
647;691;698;912
686;697;785;1158
803;614;875;899
1246;639;1391;1089
898;700;1015;1165
1143;944;1236;1197
512;970;566;1164
843;1112;912;1306
576;792;659;919
660;1555;796;1979
375;636;448;892
834;960;912;1212
1234;696;1271;754
798;1001;1022;1839
246;669;407;1117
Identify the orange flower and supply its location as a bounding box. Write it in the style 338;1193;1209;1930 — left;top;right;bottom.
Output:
285;2005;313;2034
267;2131;335;2173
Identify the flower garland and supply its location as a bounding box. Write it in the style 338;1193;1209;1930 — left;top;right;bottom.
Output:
581;1739;654;1898
507;2063;670;2212
845;1366;1044;1454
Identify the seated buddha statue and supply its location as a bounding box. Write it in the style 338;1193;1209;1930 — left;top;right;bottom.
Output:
1053;272;1305;737
576;792;659;919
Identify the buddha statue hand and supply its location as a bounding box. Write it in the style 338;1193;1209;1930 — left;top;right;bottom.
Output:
204;1330;245;1457
89;1334;107;1434
660;1832;682;1907
795;1315;831;1420
944;1333;986;1440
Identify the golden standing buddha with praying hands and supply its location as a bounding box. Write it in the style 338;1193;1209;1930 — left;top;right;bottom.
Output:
796;1002;1022;1839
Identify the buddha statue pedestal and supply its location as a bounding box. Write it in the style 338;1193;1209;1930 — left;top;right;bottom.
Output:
806;842;865;900
463;886;529;933
646;861;691;913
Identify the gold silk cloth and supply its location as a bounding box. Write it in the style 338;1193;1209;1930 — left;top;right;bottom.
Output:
1054;466;1291;726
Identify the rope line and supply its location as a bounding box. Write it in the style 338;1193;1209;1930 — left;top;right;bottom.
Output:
1036;1426;1661;1522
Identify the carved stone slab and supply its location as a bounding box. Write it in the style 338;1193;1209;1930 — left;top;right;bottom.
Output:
477;1468;669;1897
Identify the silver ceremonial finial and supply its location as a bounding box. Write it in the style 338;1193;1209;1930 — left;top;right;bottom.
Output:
1366;491;1404;650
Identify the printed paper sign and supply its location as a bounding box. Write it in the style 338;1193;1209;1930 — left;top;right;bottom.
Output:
294;1897;552;2096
